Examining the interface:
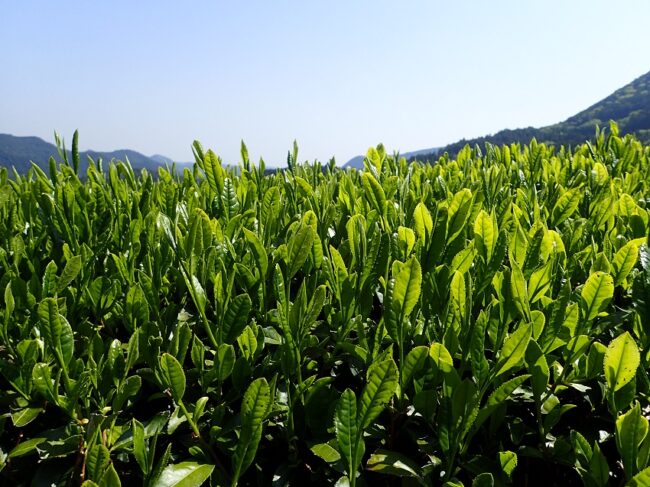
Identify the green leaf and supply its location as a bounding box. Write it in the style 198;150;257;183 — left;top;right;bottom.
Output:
223;293;252;344
132;418;148;475
366;146;382;173
581;271;614;322
311;442;341;463
570;430;593;466
472;375;531;432
159;353;186;402
86;444;111;481
203;149;224;195
401;346;429;387
588;443;609;487
358;359;398;429
72;129;80;172
233;378;271;482
525;340;549;400
366;449;421;478
149;442;173;486
99;464;121;487
8;437;46;458
494;323;532;378
429;343;454;374
11;406;42;428
302;284;327;331
152;462;215;487
510;262;530;320
629;467;650;487
59;317;74;367
237;326;258;362
397;226;416;256
346;214;364;266
551;187;581;227
242;228;268;276
452;379;478;434
4;282;14;320
604;332;640;392
413;202;433;241
528;259;553;303
472;473;494;487
392;256;422;322
616;403;649;480
446;188;473;242
216;344;236;381
287;225;315;279
498;450;517;477
449;270;466;321
57;255;82;293
31;362;56;403
362;172;387;216
38;297;62;348
474;210;498;263
190;275;207;315
335;389;360;477
42;261;58;297
451;241;477;274
613;240;640;287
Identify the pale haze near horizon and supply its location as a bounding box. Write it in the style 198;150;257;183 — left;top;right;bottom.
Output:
2;1;650;167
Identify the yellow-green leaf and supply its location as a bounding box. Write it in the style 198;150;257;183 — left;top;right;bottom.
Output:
429;343;454;374
551;187;581;227
616;402;648;480
612;240;640;287
413;202;433;241
446;188;473;242
152;462;215;487
474;210;498;263
392;256;422;320
495;323;532;378
581;272;614;322
604;332;640;392
362;172;386;216
510;261;530;321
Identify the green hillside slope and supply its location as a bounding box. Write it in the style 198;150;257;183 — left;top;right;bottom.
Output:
416;69;650;161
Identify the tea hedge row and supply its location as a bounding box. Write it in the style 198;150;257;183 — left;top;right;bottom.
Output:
1;126;650;486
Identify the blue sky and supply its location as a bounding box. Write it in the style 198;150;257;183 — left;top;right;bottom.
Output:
2;1;650;166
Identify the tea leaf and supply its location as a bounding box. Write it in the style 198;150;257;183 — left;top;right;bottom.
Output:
335;389;360;477
152;462;215;487
581;271;614;322
604;332;640;392
160;353;186;402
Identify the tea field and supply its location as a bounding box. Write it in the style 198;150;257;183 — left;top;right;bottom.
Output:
1;125;650;486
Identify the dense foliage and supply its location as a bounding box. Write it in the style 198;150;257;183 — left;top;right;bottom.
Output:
1;125;650;486
417;70;650;161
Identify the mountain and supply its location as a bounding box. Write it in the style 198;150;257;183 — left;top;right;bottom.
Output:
414;69;650;161
149;154;193;167
344;155;365;169
344;146;440;169
0;133;187;173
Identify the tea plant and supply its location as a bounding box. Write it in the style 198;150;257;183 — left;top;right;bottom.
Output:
1;124;649;486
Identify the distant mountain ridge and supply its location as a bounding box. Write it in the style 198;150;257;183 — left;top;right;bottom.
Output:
0;133;190;173
4;70;650;173
414;69;650;161
344;69;650;168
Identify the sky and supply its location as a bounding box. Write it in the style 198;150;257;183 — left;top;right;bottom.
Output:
2;1;650;167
